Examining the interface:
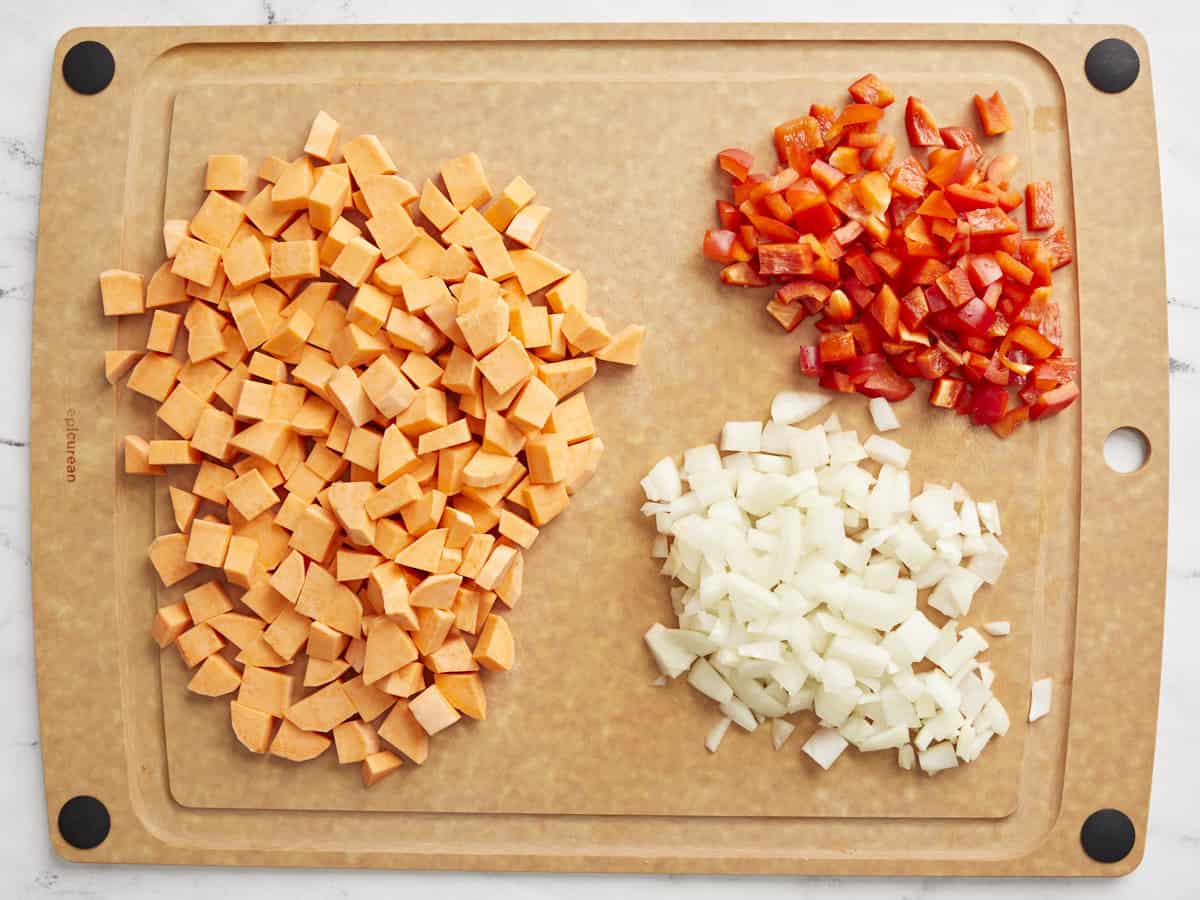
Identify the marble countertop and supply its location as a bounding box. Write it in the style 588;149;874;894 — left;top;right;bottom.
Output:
2;1;1195;896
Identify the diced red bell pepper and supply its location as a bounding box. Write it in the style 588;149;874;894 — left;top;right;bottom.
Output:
738;224;758;253
866;134;897;171
702;229;751;264
931;217;958;243
829;146;864;175
827;181;869;221
890;156;929;199
858;362;916;401
848;73;896;108
853;171;892;216
870;249;904;280
862;215;891;246
1020;238;1053;287
981;281;1003;310
967;253;1003;291
889;195;922;230
1040;300;1063;349
938;125;982;156
747;214;801;243
1032;357;1079;390
935;266;976;308
798;345;823;376
970;381;1009;425
762;192;793;222
1044;228;1074;269
819;368;856;393
766;298;807;332
749;167;801;201
929;376;965;408
985;154;1018;189
962;335;993;354
814;316;843;334
822;233;847;260
792;200;841;236
903;215;940;259
891;350;922;377
870;284;902;339
964;207;1019;237
716;200;742;230
774;117;822;165
905;96;944;147
982;352;1010;386
845;319;884;355
720;262;770;287
842;276;875;310
1029;381;1079;420
994;249;1033;286
946;183;998;212
955;382;975;415
844;352;886;382
810;159;846;192
989;404;1030;438
915;347;954;379
917;190;958;220
899;286;930;328
1025;180;1055;230
1004;323;1057;360
848;130;883;149
717;148;754;182
819;330;858;366
844;248;882;287
731;173;767;205
824;288;855;322
776;279;832;312
834;103;886;129
834;220;864;246
970;232;1022;255
974;91;1012;136
986;310;1011;341
925;149;964;188
952;297;997;337
758;243;815;276
910;257;951;285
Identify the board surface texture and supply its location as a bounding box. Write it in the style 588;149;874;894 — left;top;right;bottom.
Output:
30;23;1167;875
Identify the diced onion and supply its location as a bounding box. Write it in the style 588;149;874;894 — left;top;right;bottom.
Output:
868;397;901;432
1028;677;1052;722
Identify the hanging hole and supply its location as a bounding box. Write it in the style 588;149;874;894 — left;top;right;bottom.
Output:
1104;427;1149;474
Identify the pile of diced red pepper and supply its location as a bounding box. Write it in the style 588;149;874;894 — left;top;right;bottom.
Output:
702;73;1079;436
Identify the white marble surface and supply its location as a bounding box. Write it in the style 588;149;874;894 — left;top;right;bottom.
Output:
2;1;1196;896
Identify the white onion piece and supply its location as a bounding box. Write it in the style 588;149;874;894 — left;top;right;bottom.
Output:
983;620;1011;636
641;392;1012;775
868;397;901;432
1029;677;1053;722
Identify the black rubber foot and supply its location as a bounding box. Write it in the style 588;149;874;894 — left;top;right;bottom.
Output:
62;40;115;95
1080;808;1136;863
57;795;110;850
1085;38;1140;94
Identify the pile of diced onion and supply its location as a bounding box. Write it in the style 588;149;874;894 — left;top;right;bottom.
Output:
639;392;1015;775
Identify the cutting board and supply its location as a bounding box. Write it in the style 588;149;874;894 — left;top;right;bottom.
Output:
30;23;1167;875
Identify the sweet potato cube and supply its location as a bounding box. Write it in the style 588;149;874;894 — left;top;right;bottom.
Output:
270;719;332;762
100;269;145;316
419;179;460;231
304;110;341;162
304;657;350;687
436;672;486;720
238;633;289;668
343;426;383;473
336;549;383;582
342;134;398;183
538;356;596;399
334;719;382;764
245;184;298;237
359;356;415;423
510;249;569;295
482;411;525;457
222;535;259;588
360;750;403;786
408;684;461;735
363;619;419;685
526;433;569;484
151;601;192;648
474;542;517;591
478;335;533;396
394;388;448;437
402;352;444;390
230;701;275;754
425;635;478;674
474;613;514;671
205;154;248;192
595;323;646;365
457;533;495;580
510;304;551;349
271;157;316;212
307;621;350;661
319;216;361;266
223;236;271;291
360;174;418;218
504;204;550;249
497;509;539;549
176;622;225;668
309;169;351;233
365;562;415;624
483;176;536;231
326;366;378;428
192;460;236;504
440;152;492;211
186;519;233;567
286;680;356;733
224;468;279;520
183;579;234;624
188;654;242;697
270;240;320;281
189;404;237;460
124;435;164;476
191;191;245;248
330;236;382;287
462;449;516;488
409;573;462;610
378;700;429;764
208;611;265;649
346;284;393;336
290;503;339;560
238;665;294;717
105;350;144;384
527;481;570;526
470;231;516;281
163;218;189;256
417;419;470;456
561;305;611;354
544;393;594;445
507;376;557;432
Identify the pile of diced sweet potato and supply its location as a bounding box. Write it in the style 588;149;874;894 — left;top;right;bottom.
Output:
102;111;644;787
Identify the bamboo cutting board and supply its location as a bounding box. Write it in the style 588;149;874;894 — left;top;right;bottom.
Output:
30;23;1167;876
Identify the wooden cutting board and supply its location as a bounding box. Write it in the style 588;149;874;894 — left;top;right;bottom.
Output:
30;23;1167;876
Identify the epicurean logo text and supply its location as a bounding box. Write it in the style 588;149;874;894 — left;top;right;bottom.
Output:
65;408;78;483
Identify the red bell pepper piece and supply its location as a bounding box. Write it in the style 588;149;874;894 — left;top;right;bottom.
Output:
905;96;944;147
847;130;883;149
844;352;886;382
946;183;999;212
848;73;896;108
716;200;742;230
720;262;770;287
985;154;1018;189
762;192;793;222
1029;381;1079;420
842;276;875;310
866;134;897;171
818;368;856;393
870;284;902;339
773;117;822;165
747;214;801;243
938;125;982;156
702;229;751;264
1040;300;1063;349
917;190;958;220
827;181;869;221
1025;180;1054;230
962;335;993;354
810;159;846;192
845;319;884;355
870;249;904;280
899;286;930;329
758;243;815;276
748;167;801;201
834;104;886;129
765;298;807;332
974;91;1013;136
1044;228;1073;269
963;207;1019;237
1020;238;1053;287
994;249;1033;286
889;195;922;229
824;288;855;322
909;257;950;285
954;382;975;415
952;297;997;336
981;281;1003;310
829;146;864;176
732;175;767;206
775;279;831;312
967;253;1003;291
925;149;964;188
792;200;841;236
989;404;1030;438
798;345;823;376
1003;323;1057;360
982;352;1010;386
970;381;1009;425
1032;357;1079;390
915;347;954;380
809;104;838;136
890;156;929;200
903;216;940;259
853;171;892;216
929;376;965;408
717;148;754;182
935;266;976;308
818;331;857;366
858;362;916;401
891;350;922;377
822;233;847;260
834;220;864;246
844;248;882;287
